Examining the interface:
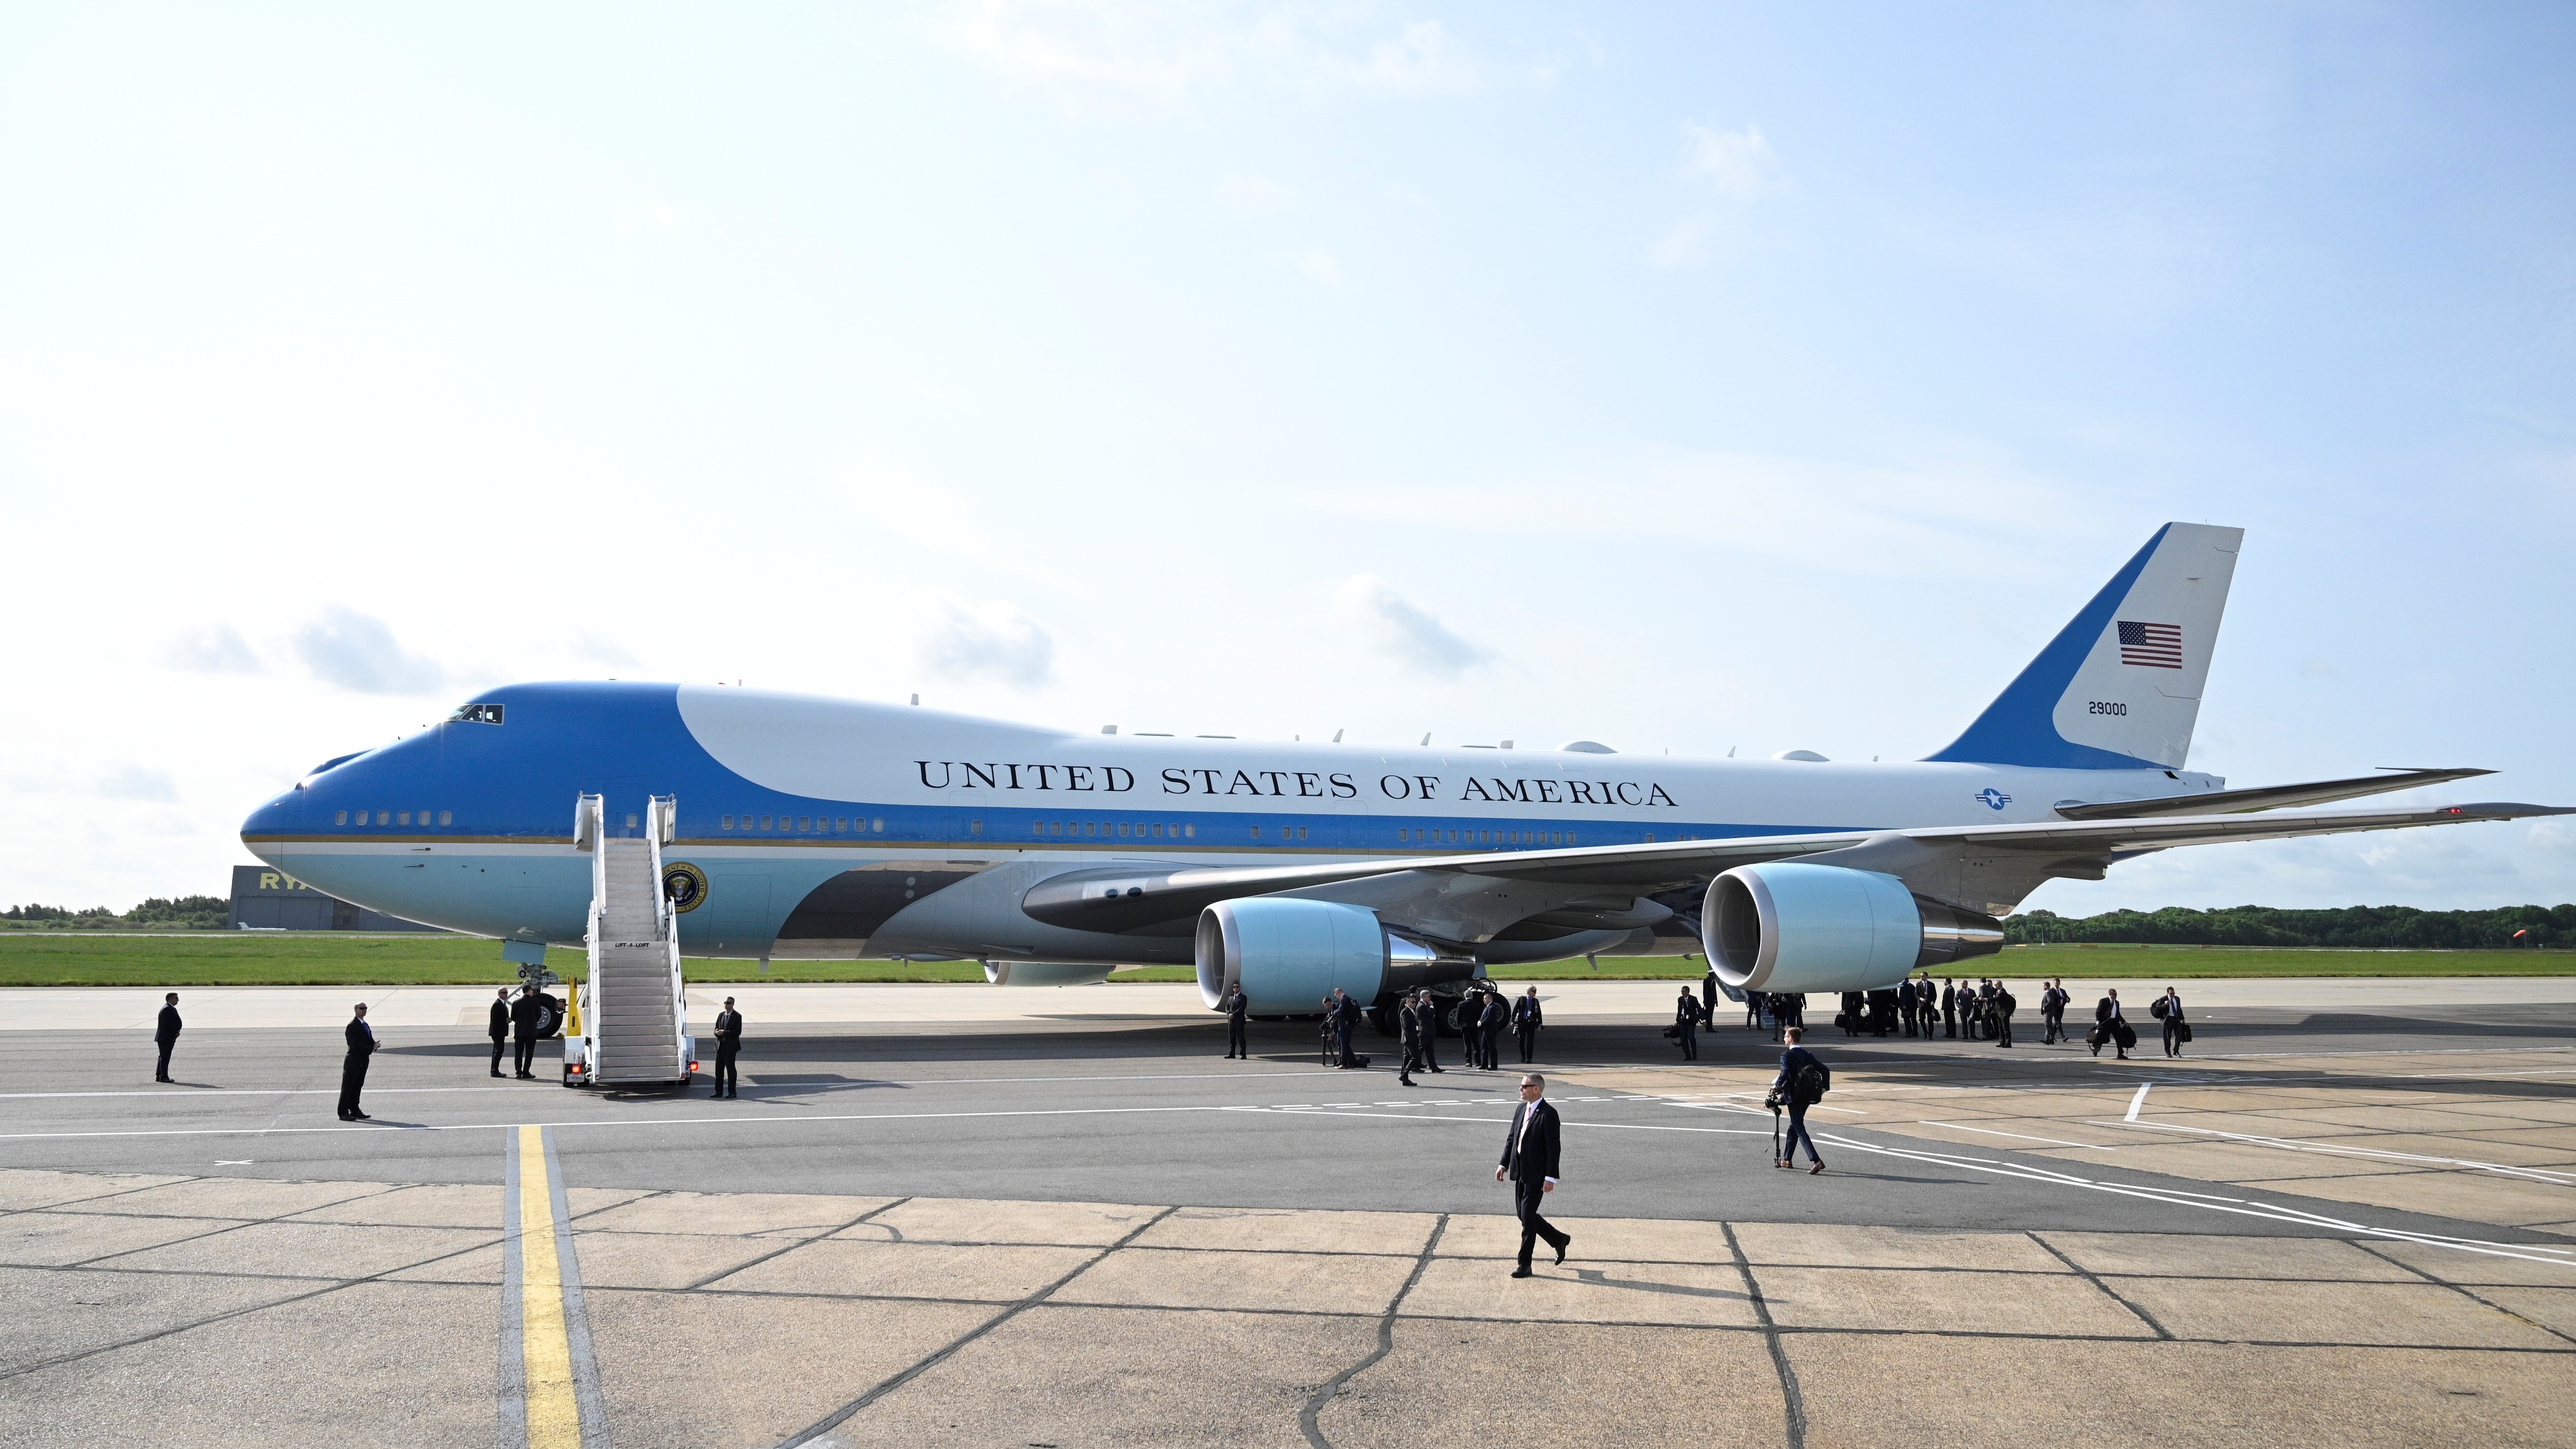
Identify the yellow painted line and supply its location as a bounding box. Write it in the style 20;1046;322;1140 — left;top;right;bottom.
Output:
516;1124;583;1449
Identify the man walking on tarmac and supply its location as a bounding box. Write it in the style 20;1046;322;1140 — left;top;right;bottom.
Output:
1772;1026;1831;1174
1496;1073;1570;1276
1513;986;1544;1062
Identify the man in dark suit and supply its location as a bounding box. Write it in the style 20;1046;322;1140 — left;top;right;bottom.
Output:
1496;1072;1569;1276
1513;987;1543;1063
1479;991;1508;1071
1221;984;1250;1059
1896;977;1917;1038
710;996;743;1097
338;1003;377;1121
2040;980;2067;1043
1940;979;1958;1038
2158;986;2188;1057
1700;968;1718;1032
1672;988;1701;1061
510;985;543;1079
153;993;181;1082
1992;982;2016;1048
2095;988;2130;1059
486;988;511;1077
1397;992;1426;1087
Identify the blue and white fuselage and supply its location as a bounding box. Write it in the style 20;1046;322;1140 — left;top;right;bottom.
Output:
239;680;2223;963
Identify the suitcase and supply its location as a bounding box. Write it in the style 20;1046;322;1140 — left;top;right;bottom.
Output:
2086;1024;2108;1048
2178;1022;2194;1043
2114;1022;2138;1050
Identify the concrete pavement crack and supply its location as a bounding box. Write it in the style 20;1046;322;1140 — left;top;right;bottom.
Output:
1723;1221;1808;1449
1298;1212;1448;1449
771;1204;1180;1449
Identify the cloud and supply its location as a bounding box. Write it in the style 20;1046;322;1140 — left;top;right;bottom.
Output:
292;607;446;695
1219;173;1297;217
1337;576;1493;679
1647;218;1707;269
912;598;1056;688
95;765;179;802
920;2;1551;104
1290;249;1344;285
162;625;262;675
1680;122;1785;197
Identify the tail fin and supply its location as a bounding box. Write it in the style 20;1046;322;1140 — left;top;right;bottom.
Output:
1928;523;2242;770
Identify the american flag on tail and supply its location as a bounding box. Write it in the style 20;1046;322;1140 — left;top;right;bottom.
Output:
2117;620;2183;668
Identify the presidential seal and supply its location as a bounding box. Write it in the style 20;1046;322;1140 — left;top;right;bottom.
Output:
662;861;709;913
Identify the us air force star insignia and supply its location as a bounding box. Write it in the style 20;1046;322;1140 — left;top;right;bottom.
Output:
1975;788;2012;811
662;861;709;913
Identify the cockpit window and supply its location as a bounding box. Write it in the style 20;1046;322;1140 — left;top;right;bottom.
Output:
447;703;505;725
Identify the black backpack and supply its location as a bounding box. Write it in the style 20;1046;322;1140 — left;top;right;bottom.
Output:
1793;1059;1831;1105
2150;996;2169;1020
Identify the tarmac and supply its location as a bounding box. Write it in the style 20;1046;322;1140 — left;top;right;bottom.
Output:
0;983;2571;1447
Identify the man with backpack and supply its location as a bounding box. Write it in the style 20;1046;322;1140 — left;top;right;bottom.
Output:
1992;982;2017;1048
1773;1026;1830;1174
2153;986;2189;1057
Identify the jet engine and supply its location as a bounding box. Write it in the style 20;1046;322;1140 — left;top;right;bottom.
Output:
1195;898;1475;1015
1702;862;2001;994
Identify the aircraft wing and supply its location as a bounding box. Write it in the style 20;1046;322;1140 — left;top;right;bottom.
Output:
1022;800;2571;939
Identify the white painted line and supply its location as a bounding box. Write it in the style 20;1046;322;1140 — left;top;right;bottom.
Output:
1919;1121;2116;1150
2127;1085;2150;1122
2094;1118;2576;1186
0;1067;1343;1103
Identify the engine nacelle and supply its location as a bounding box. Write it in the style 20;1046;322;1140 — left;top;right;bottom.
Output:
1195;898;1472;1014
1702;863;2002;994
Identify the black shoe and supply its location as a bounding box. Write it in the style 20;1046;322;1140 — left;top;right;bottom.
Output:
1429;1067;1444;1073
1510;1267;1533;1279
350;1112;370;1121
338;1112;354;1120
1554;1238;1570;1265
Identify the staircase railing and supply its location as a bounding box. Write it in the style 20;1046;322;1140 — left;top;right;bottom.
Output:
576;793;605;1084
645;795;688;1074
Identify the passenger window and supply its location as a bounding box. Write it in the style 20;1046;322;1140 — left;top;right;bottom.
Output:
760;816;773;830
377;811;390;826
722;816;734;830
796;816;810;831
969;819;982;835
1183;824;1195;839
335;811;348;826
835;817;848;832
1250;825;1261;839
1151;823;1163;837
628;814;641;830
872;818;884;832
1297;826;1308;840
1032;821;1044;835
396;812;410;826
439;811;453;826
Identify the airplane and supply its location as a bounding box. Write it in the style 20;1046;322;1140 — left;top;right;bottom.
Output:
241;523;2565;1024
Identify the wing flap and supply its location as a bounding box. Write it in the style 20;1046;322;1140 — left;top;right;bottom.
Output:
2051;767;2493;820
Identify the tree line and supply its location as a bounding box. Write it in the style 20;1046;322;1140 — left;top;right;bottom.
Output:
2006;903;2576;949
3;897;231;930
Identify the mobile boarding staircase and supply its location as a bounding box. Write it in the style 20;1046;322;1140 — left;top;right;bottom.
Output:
566;794;695;1090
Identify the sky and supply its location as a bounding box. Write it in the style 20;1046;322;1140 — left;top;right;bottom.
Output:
2;1;2571;916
